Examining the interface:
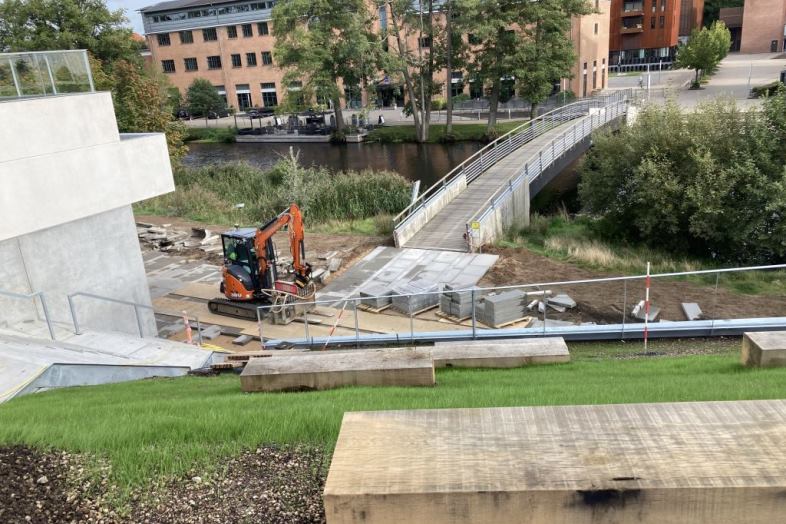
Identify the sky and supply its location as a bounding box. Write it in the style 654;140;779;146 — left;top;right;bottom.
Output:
107;0;150;34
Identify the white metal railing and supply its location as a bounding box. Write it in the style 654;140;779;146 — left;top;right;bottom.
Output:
466;97;630;250
392;90;631;247
0;289;56;340
0;49;94;100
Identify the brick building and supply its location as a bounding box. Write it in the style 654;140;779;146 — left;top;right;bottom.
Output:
740;0;786;54
141;0;610;111
608;0;683;69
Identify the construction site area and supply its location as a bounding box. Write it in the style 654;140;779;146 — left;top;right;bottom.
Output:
4;49;786;524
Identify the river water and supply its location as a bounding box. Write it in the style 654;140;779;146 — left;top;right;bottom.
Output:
184;141;484;189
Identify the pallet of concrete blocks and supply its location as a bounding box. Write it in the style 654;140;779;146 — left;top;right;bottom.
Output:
440;284;480;319
391;280;440;315
359;283;393;309
478;290;528;328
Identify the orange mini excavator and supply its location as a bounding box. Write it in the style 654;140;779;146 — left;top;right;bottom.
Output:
207;203;314;322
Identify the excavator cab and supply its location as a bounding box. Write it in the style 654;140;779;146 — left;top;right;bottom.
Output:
219;229;262;301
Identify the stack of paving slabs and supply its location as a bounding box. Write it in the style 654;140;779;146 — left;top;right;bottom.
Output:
359;282;394;309
477;290;527;327
391;279;440;315
439;284;479;319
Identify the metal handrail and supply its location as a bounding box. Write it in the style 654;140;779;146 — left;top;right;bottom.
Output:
392;90;630;229
466;98;629;233
0;289;55;340
67;292;154;339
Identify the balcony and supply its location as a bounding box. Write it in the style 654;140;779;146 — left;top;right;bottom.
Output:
621;9;644;17
621;25;645;33
0;50;94;100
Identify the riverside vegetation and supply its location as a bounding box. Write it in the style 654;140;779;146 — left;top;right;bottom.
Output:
135;154;411;236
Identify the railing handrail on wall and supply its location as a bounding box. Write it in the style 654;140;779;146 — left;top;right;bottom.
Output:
465;97;630;248
0;49;94;100
0;288;56;340
392;90;631;238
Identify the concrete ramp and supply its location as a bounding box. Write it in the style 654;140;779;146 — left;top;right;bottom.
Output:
430;337;569;368
0;331;215;402
325;399;786;524
240;348;435;392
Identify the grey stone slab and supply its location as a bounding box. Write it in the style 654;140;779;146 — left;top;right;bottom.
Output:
742;331;786;367
682;302;703;321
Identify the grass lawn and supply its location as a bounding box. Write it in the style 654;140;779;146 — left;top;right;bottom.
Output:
365;121;525;143
1;338;784;491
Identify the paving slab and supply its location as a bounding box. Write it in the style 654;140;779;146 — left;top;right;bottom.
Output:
324;399;786;524
741;330;786;367
428;337;569;368
240;347;435;392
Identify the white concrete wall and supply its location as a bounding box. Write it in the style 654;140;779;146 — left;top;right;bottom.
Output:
0;93;174;242
0;205;156;336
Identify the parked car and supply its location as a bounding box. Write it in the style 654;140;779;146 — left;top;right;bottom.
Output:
246;107;275;118
207;108;230;119
175;108;190;119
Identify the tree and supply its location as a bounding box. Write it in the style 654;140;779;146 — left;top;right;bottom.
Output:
676;21;731;87
0;0;140;63
578;93;786;263
103;59;187;162
703;0;743;28
516;0;593;118
186;78;226;126
273;0;382;135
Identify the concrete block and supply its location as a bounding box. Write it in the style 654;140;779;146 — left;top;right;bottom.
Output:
742;331;786;367
682;302;703;321
199;325;222;340
232;334;254;346
360;283;393;309
324;399;786;524
240;348;435;392
429;337;570;368
632;300;660;321
548;294;577;309
328;258;343;272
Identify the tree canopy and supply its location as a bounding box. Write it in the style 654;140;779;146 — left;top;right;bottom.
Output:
676;21;731;87
578;89;786;264
186;78;226;120
0;0;140;62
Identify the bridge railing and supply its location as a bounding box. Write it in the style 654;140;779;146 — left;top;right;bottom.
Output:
392;90;631;248
466;95;631;251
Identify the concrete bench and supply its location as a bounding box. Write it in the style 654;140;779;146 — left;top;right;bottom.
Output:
429;337;570;368
742;331;786;367
239;347;434;392
324;400;786;524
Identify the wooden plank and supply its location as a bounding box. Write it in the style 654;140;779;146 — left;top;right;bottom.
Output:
325;400;786;524
429;337;569;368
357;303;392;314
435;310;470;323
742;330;786;367
171;282;221;301
481;315;534;329
240;348;435;392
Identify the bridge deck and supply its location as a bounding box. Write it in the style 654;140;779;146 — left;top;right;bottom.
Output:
403;119;576;251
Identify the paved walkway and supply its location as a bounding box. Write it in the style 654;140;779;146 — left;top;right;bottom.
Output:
403;119;577;251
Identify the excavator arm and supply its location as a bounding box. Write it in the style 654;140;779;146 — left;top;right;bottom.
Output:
253;203;311;287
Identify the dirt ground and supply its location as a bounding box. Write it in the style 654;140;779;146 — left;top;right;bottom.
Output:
481;247;786;324
0;445;326;524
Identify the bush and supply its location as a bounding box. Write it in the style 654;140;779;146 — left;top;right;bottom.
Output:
750;81;784;98
137;155;411;226
431;98;447;111
579;92;786;264
184;127;237;143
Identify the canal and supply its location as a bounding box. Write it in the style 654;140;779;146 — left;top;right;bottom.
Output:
184;141;485;189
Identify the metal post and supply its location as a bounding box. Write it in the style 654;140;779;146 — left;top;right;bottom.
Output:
38;293;56;341
409;296;414;344
67;294;81;335
9;57;22;96
621;279;627;340
303;309;310;343
710;273;720;336
82;50;95;91
195;317;203;346
353;300;360;348
542;293;547;336
133;304;145;338
471;289;477;339
256;306;265;350
43;55;57;95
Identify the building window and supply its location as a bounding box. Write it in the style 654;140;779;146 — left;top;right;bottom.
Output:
660;0;665;10
246;53;257;66
419;36;431;48
659;15;664;28
207;55;222;69
258;21;269;35
242;24;253;37
157;33;171;46
179;30;193;44
227;25;237;38
184;57;198;71
236;84;251;110
594;23;598;35
261;51;273;65
651;16;656;28
261;82;278;107
651;0;656;12
203;28;217;41
161;59;175;73
378;6;388;30
231;54;242;67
